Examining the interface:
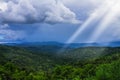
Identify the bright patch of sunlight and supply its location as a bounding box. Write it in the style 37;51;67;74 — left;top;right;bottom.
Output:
67;0;119;43
89;0;120;42
58;0;120;52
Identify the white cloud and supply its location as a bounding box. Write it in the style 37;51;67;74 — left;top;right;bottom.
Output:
0;0;80;24
61;0;103;8
0;24;9;29
0;24;25;41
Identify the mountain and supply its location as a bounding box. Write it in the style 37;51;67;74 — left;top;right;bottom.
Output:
1;45;120;80
2;41;120;48
2;41;64;47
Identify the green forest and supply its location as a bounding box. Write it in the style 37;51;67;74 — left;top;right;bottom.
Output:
0;45;120;80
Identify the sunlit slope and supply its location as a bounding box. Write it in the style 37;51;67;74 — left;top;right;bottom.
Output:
59;47;120;61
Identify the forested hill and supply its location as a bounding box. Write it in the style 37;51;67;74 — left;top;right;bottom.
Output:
1;45;120;80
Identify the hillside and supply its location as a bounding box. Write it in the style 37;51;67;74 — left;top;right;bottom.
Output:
0;45;59;70
0;45;120;80
60;47;120;60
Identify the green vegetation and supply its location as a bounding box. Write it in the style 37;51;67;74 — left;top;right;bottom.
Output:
0;45;120;80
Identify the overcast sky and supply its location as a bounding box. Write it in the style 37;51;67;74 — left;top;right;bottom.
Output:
0;0;120;43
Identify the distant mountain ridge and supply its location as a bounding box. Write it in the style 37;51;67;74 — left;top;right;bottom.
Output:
1;41;120;48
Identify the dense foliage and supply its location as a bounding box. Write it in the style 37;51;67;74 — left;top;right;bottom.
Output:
0;45;120;80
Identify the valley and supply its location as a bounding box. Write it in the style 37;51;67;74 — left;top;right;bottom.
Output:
0;43;120;80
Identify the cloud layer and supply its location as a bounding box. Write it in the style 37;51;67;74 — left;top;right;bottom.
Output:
0;24;25;41
0;0;80;24
1;0;120;42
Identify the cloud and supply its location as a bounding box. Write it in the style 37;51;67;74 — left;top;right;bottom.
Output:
0;0;80;24
61;0;103;8
60;0;104;21
0;24;9;29
0;24;25;41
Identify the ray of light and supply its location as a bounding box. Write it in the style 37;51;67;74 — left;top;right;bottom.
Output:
57;0;119;53
89;0;120;42
66;0;115;44
67;16;96;43
57;16;99;53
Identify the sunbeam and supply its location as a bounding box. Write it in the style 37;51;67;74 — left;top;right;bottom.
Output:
66;0;115;43
57;0;120;53
89;0;120;42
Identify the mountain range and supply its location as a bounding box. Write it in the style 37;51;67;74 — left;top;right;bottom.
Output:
2;41;120;48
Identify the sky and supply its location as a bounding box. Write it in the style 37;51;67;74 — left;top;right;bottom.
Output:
0;0;120;43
